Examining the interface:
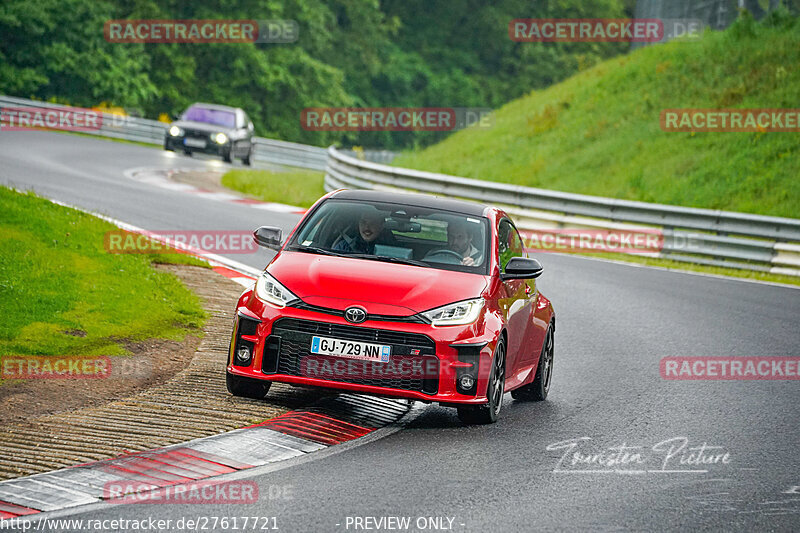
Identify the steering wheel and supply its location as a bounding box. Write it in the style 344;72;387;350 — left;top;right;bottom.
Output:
423;249;465;264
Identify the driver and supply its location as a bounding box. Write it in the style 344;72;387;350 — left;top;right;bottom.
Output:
446;220;482;266
333;207;388;254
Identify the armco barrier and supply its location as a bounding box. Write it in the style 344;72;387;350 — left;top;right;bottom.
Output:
324;146;800;277
0;95;393;170
3;94;796;276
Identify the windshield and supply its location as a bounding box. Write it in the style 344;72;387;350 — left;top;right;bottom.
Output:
290;199;489;274
181;106;236;128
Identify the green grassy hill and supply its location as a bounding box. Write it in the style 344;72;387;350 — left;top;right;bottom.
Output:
394;14;800;219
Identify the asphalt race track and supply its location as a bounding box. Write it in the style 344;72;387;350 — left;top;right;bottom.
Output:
1;131;798;532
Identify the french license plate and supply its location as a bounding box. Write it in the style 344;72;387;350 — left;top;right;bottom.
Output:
184;138;206;148
310;336;391;362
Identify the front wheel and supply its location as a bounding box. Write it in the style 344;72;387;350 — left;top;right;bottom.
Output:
226;372;271;399
242;144;253;166
223;144;234;163
457;338;505;425
511;325;554;402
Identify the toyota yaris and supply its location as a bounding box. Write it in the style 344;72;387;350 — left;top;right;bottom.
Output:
227;189;555;424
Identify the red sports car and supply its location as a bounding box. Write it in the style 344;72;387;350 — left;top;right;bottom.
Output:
227;190;555;424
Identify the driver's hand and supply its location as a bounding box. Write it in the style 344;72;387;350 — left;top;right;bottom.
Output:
461;256;475;266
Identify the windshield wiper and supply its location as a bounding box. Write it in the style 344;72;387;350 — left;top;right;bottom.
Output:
348;254;429;268
287;245;345;257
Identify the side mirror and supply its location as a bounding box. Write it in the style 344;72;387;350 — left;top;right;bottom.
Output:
248;121;254;131
501;257;543;280
253;226;282;250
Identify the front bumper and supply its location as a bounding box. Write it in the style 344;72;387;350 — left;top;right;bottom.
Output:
227;296;499;405
165;135;229;155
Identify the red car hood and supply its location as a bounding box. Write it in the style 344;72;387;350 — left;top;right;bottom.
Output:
268;252;487;316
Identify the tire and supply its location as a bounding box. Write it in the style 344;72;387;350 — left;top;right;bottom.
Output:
164;139;174;152
183;149;192;156
511;325;554;402
223;144;234;163
226;372;271;399
457;338;506;425
242;144;253;166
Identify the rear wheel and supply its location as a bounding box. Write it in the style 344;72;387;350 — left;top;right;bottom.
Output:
511;325;554;402
226;372;271;399
457;338;505;425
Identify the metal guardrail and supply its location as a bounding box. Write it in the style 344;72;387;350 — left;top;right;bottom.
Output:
3;95;797;276
324;146;800;277
0;95;393;171
252;137;327;170
0;94;168;145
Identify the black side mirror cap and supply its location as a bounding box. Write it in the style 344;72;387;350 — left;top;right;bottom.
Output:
501;257;543;280
253;226;282;250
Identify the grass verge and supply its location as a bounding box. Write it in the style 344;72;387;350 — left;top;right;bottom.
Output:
0;186;209;360
221;169;325;208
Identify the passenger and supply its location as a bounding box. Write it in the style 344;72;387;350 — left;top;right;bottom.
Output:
333;208;389;254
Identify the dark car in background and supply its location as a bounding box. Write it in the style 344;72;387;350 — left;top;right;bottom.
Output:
164;103;255;165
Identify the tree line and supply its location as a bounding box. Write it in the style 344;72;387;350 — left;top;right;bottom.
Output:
2;0;640;148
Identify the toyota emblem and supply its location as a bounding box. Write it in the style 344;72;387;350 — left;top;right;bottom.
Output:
344;306;367;324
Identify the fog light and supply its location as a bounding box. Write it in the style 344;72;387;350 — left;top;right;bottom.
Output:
459;374;475;390
236;345;251;364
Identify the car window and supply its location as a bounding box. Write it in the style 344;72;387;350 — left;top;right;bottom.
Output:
181;106;236;128
498;219;524;272
290;199;490;274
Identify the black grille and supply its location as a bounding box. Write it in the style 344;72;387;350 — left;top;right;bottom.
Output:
184;129;210;139
274;318;435;348
268;318;438;394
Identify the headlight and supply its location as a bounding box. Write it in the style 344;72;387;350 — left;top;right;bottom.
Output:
255;272;298;308
422;298;484;326
214;132;228;144
168;125;183;136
